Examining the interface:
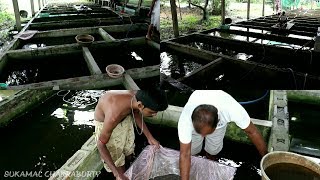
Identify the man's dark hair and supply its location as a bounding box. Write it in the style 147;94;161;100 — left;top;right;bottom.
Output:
136;88;168;111
282;11;285;15
225;18;232;24
192;105;219;133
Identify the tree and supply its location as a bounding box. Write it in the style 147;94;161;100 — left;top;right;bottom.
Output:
190;0;210;20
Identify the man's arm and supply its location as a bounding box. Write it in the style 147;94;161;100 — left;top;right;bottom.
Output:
244;121;268;156
97;120;127;179
180;141;191;180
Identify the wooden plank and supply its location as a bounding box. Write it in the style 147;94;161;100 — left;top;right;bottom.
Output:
12;0;22;31
162;41;236;62
7;65;159;90
98;28;115;42
122;74;140;90
177;57;223;82
82;47;102;75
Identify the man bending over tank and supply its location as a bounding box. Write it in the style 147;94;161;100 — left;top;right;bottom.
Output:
178;90;267;180
95;89;168;180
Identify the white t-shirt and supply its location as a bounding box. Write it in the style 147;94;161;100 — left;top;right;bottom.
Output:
178;90;251;144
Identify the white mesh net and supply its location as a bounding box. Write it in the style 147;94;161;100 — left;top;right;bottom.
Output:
125;145;237;180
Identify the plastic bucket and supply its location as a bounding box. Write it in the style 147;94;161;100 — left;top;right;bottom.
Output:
261;151;320;180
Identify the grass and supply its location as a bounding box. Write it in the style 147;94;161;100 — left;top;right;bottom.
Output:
160;7;221;40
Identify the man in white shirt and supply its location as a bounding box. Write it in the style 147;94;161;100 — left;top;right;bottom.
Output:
178;90;267;180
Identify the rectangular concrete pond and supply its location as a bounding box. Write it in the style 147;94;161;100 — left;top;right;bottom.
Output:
161;48;320;89
17;34;104;49
89;44;159;72
0;52;90;86
288;101;320;158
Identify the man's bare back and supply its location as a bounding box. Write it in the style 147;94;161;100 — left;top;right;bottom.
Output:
94;90;135;123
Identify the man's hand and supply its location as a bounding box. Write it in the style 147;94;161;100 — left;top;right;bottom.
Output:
148;136;160;149
148;11;152;17
115;173;129;180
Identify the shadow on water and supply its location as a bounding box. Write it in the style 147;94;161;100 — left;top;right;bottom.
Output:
0;53;91;86
0;90;119;179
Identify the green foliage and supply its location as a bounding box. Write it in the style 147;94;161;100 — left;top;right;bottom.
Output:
160;12;221;40
210;0;230;15
0;11;14;41
0;12;14;30
231;0;263;3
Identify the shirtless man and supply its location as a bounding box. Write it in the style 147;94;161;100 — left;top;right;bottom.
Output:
94;90;168;180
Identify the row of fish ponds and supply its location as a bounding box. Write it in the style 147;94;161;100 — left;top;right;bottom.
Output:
161;22;320;89
0;90;319;179
0;1;159;90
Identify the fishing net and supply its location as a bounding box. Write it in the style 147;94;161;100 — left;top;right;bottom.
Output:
13;30;38;40
125;145;237;180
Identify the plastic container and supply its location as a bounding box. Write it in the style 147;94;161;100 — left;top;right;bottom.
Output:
106;64;125;78
75;34;94;47
261;151;320;180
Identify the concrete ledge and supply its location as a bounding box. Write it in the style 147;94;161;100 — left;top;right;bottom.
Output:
0;90;55;126
268;90;290;152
